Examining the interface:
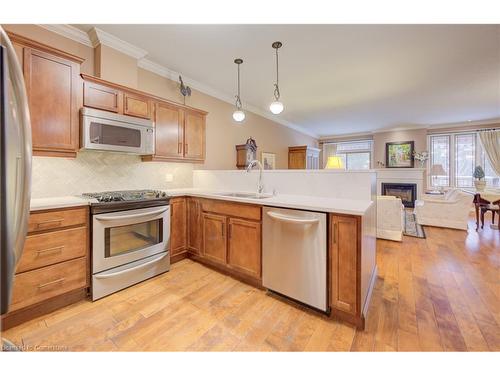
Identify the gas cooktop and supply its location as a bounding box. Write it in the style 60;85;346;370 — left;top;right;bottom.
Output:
82;190;170;213
83;189;168;203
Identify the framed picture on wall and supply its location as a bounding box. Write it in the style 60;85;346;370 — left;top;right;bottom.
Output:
261;152;276;170
385;141;414;168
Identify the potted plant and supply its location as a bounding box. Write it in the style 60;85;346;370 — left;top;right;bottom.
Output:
413;150;429;168
473;166;486;191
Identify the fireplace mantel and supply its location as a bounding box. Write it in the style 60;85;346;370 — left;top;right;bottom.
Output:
375;168;426;199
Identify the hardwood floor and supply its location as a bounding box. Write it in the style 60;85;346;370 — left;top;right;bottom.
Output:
2;215;498;351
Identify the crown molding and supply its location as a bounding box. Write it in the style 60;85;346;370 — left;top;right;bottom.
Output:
138;58;319;138
88;27;148;59
37;24;93;47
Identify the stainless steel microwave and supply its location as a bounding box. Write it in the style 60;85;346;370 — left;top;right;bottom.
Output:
80;107;154;155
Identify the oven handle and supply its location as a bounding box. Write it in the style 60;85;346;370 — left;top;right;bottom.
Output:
94;253;168;279
95;207;169;221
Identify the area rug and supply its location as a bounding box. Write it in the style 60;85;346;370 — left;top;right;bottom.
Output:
404;209;426;238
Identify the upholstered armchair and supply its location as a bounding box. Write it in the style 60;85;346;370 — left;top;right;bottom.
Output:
377;195;405;241
414;189;472;230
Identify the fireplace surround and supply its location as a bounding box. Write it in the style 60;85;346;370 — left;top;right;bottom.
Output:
382;182;417;208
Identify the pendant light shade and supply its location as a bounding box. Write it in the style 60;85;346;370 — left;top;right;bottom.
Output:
270;41;284;115
269;101;284;114
232;58;245;123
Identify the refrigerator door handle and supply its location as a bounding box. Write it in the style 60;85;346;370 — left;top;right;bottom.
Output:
1;27;32;265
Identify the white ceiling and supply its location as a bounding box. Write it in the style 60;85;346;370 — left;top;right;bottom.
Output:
73;24;500;138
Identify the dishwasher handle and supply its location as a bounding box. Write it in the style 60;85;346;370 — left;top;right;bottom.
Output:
266;211;320;224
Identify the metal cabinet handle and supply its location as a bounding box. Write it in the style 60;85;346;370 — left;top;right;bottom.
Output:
36;246;64;256
38;278;65;289
221;223;224;237
178;142;182;154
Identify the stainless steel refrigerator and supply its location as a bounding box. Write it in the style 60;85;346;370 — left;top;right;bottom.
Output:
0;26;32;340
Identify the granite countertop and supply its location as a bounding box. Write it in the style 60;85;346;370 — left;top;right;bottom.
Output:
30;189;373;216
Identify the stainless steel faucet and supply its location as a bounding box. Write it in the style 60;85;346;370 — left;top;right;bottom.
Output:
246;160;264;194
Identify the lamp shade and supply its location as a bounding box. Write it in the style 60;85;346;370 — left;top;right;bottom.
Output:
430;164;446;175
325;156;344;169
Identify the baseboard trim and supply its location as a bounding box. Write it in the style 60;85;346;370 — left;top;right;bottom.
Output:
1;288;88;331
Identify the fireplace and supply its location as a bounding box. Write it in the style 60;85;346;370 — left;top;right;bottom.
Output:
382;183;417;208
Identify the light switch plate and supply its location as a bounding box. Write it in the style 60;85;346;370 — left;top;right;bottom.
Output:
165;173;174;183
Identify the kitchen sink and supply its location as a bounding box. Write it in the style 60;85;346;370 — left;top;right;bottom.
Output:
214;192;272;199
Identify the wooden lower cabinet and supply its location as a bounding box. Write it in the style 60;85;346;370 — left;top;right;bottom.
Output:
170;197;187;259
1;206;89;329
227;218;261;280
201;213;227;264
187;197;202;254
329;214;362;327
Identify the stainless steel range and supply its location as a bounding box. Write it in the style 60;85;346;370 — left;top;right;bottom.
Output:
82;190;171;300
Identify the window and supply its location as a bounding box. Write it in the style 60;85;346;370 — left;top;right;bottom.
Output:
430;135;450;187
323;140;372;170
428;131;499;189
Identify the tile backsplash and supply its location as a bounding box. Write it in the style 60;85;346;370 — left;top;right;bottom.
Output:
31;151;194;198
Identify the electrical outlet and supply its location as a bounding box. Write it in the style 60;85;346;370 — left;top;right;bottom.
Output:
165;173;174;183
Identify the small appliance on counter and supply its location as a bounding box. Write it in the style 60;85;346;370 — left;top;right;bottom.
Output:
82;190;171;300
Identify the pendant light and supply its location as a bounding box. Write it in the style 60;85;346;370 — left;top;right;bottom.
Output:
232;58;245;122
269;41;284;115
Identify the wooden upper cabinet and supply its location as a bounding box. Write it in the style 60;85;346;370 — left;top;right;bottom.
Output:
288;146;320;169
83;81;121;113
227;218;261;280
154;102;184;158
23;46;82;157
170;197;187;256
123;91;152;119
202;213;227;264
330;214;359;316
183;110;206;161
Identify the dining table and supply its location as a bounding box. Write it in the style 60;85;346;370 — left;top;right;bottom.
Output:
463;188;500;230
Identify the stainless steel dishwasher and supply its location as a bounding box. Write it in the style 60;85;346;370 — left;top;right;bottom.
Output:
262;207;327;312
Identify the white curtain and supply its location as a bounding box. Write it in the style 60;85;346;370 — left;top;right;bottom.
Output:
479;129;500;176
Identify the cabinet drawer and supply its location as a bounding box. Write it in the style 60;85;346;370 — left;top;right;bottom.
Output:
28;207;87;233
200;199;261;221
10;257;87;311
123;92;151;119
17;227;87;273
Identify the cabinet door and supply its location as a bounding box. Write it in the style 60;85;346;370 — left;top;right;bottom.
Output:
123;91;152;119
154;102;184;158
227;218;261;280
288;151;306;169
330;215;359;315
183;110;205;160
83;81;122;113
187;198;202;254
170;197;187;256
24;47;80;155
202;213;226;264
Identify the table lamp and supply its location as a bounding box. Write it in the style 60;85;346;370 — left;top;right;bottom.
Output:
325;156;344;169
430;164;446;193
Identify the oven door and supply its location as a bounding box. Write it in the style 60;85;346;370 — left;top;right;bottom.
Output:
92;205;170;274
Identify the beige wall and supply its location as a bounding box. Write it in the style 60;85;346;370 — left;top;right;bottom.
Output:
372;129;428;168
95;44;139;88
137;69;317;169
